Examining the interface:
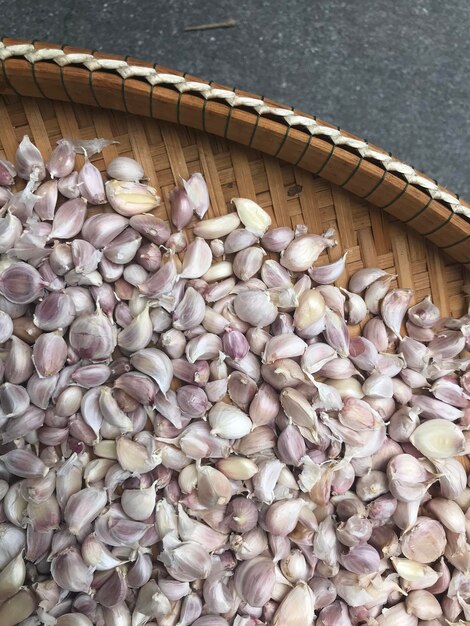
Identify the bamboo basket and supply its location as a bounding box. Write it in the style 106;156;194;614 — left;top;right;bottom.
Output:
0;37;468;318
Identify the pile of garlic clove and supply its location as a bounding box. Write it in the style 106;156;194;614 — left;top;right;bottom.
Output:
0;135;468;626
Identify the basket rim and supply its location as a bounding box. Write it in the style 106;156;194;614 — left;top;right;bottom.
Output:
0;37;468;266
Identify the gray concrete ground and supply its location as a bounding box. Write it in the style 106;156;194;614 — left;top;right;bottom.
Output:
3;0;470;199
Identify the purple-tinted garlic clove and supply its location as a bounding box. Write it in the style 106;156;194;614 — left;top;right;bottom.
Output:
68;306;117;362
81;213;129;248
71;239;103;275
170;187;194;230
183;172;210;219
58;171;80;199
0;262;46;304
77;159;106;204
47;140;76;178
0;159;16;186
49;197;87;240
281;230;336;272
15;135;46;181
106;156;144;182
309;252;348;285
32;332;68;377
34;179;58;221
261;226;295;252
381;288;413;339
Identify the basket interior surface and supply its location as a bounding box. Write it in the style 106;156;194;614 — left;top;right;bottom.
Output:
0;93;467;319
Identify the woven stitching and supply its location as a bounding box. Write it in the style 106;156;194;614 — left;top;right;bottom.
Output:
1;41;469;220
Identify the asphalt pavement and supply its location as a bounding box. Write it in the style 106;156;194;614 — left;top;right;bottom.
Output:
4;0;470;198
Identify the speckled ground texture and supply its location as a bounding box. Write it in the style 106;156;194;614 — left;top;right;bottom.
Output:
3;0;470;198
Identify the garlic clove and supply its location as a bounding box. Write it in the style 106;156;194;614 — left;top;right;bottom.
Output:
49;197;88;240
225;228;260;254
262;334;307;364
129;213;170;245
348;267;390;293
208;401;253;439
82;213;130;249
127;550;152;588
215;456;258;480
116;436;161;474
281;231;336;272
180;237;213;279
405;589;442;620
401;516;447;563
233;246;266;282
183;172;209;219
32;331;68;378
103;227;142;265
410;419;465;459
232;197;271;237
1;449;48;479
316;284;345;315
4;335;33;384
364;274;395;314
178;508;226;555
47;139;76;178
105;179;160;216
58;170;80;198
178;592;203;626
293;288;326;331
375;602;418;626
202;260;233;282
193;213;240;240
0;159;16;186
173;287;206;331
69;305;117;362
0;588;37;626
342;288;368;325
233;290;278;328
130;348;173;395
117;305;153;353
51;547;93;593
158;541;212;582
0;550;26;605
107;156;144;182
33;179;58;221
272;581;315;626
381;288;413;338
0;262;46;304
408;295;440;328
15;135;46;181
64;487;107;536
324;308;350;357
95;566;128;608
308;252;348;285
265;498;306;536
234;556;276;607
121;484;157;521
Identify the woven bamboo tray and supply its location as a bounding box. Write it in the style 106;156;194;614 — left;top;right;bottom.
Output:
0;37;468;318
